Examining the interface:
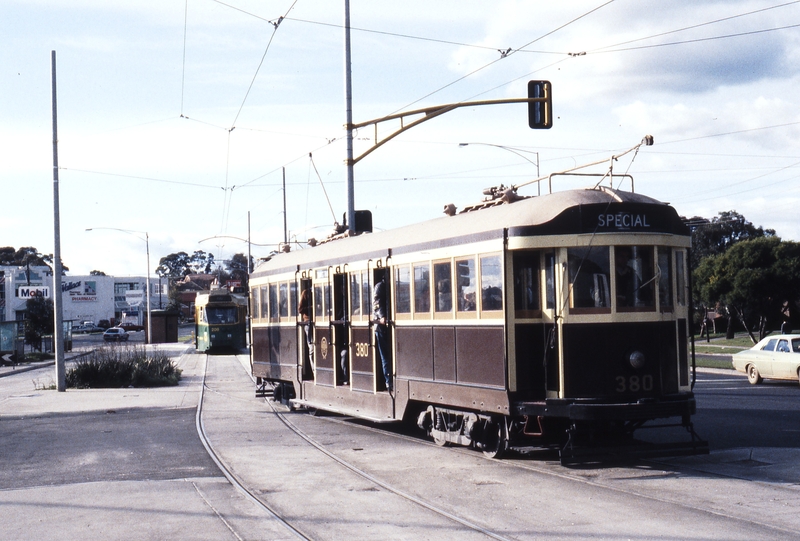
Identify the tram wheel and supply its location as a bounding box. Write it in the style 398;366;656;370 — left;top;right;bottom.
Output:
432;433;449;447
482;419;508;459
747;364;762;385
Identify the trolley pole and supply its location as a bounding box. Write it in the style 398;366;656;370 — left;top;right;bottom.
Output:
51;50;66;392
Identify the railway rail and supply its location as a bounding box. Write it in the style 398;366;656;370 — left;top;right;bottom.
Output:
194;351;800;541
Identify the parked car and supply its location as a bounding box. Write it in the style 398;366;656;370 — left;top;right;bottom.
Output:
74;323;103;334
119;322;144;332
103;327;129;342
97;319;111;329
732;334;800;385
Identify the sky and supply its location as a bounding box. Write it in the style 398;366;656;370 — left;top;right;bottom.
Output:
2;0;800;277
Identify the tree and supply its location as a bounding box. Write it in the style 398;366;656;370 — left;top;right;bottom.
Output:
189;250;215;274
0;246;69;274
224;253;251;289
694;237;800;342
687;211;775;271
90;270;106;276
25;296;54;352
155;252;192;283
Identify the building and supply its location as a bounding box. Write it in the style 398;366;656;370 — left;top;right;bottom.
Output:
0;265;168;326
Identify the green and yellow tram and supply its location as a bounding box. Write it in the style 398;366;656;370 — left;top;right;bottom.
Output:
195;289;248;352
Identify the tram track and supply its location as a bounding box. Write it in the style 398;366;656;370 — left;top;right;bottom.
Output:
196;352;515;541
195;353;311;541
293;395;800;540
195;351;800;540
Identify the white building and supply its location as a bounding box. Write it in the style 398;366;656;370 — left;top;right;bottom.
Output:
0;266;168;326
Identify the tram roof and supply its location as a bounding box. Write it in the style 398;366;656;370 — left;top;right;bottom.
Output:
252;187;685;277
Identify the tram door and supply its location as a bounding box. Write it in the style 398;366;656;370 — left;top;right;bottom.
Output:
512;250;559;400
298;278;314;381
372;267;391;392
348;269;372;391
331;272;349;386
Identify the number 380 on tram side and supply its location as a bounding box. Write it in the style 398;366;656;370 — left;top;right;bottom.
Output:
249;184;708;464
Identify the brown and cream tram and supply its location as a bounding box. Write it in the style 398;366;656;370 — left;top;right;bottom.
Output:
249;185;706;462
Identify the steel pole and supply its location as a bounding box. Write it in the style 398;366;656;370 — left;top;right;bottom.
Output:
344;0;355;233
51;50;65;392
145;232;152;345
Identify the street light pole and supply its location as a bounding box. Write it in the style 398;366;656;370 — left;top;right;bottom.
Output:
85;228;151;345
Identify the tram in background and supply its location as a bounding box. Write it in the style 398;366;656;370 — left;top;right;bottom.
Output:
195;289;248;352
248;165;708;463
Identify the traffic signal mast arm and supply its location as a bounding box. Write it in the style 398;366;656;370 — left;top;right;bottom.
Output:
346;96;549;166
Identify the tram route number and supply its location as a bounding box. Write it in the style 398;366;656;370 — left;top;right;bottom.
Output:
615;374;653;393
354;342;370;357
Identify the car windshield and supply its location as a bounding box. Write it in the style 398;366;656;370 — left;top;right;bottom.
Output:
761;339;778;351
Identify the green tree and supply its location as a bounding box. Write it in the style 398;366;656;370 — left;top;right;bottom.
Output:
25;296;54;352
694;237;800;342
90;270;106;276
189;250;215;274
0;246;69;274
687;211;775;271
155;252;192;282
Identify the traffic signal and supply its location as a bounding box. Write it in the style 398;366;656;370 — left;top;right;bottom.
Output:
528;80;552;129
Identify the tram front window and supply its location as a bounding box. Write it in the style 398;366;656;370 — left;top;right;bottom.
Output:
568;246;610;311
614;246;654;310
206;307;237;324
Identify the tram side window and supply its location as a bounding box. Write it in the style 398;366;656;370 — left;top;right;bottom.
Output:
260;286;268;319
657;247;673;310
414;263;431;314
614;246;654;310
434;262;452;312
567;247;610;311
269;284;279;322
395;266;411;314
251;288;259;320
314;285;323;318
289;282;297;317
350;272;362;316
513;251;540;317
545;251;555;310
456;258;477;312
480;255;503;312
324;285;331;319
279;283;288;318
675;250;687;306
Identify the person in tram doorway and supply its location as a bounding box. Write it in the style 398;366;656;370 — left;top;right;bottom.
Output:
298;288;314;368
373;274;392;392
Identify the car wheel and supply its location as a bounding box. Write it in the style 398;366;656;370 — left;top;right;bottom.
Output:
747;364;762;385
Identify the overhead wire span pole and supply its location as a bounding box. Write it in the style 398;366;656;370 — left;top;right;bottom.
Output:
51;50;65;392
344;0;355;233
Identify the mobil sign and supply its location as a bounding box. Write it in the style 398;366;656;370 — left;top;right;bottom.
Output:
17;286;50;298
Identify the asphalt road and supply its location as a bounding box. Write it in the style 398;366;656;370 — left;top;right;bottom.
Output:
693;369;800;450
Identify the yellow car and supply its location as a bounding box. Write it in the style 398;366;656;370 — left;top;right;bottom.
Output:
732;334;800;385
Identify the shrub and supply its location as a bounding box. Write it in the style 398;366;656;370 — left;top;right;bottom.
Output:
66;345;182;388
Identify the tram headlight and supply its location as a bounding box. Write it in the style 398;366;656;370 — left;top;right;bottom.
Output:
628;350;646;370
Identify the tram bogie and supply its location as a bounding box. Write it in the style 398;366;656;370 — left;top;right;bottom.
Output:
250;184;708;464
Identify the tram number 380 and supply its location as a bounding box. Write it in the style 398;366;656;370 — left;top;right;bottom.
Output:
354;342;370;357
615;374;654;393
